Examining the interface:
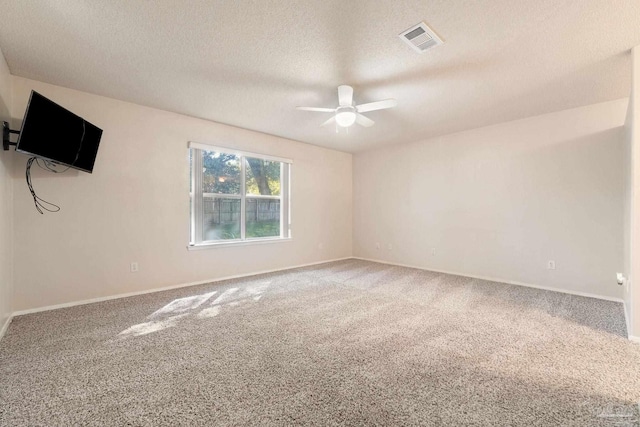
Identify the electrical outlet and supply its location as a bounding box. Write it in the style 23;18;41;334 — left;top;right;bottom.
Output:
318;242;324;250
376;243;381;249
430;247;436;256
547;260;555;270
130;262;139;273
388;244;393;250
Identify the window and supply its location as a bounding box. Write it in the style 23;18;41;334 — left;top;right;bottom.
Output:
189;142;291;247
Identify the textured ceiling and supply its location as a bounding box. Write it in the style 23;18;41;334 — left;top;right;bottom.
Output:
1;1;640;152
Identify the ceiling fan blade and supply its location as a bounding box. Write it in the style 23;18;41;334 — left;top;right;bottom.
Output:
356;99;397;113
321;116;336;127
355;113;375;127
338;85;353;106
296;107;335;112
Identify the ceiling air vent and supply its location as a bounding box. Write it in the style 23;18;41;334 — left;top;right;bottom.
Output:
399;22;443;53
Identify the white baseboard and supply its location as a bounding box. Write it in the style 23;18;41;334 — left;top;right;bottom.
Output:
352;257;624;303
12;257;352;317
630;335;640;344
0;314;13;342
624;303;632;341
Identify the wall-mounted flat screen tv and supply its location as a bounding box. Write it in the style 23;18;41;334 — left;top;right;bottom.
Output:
16;91;103;173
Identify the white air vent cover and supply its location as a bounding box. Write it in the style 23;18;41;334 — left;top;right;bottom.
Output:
399;22;443;53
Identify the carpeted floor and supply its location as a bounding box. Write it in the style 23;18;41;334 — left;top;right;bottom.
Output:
1;259;639;426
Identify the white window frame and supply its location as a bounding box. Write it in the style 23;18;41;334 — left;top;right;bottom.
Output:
188;142;292;249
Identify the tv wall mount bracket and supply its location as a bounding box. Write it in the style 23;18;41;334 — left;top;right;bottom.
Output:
2;121;19;151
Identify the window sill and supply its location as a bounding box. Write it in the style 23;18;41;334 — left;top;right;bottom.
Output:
187;237;293;250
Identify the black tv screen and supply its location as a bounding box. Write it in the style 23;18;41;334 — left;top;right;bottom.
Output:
16;91;102;173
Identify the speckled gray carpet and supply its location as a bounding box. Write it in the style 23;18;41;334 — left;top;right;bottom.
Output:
1;259;639;426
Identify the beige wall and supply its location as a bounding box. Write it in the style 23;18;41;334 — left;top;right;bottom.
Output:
0;47;13;333
354;99;627;300
624;46;640;339
11;77;352;312
623;91;633;330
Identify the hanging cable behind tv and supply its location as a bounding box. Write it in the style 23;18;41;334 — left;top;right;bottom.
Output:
24;119;86;214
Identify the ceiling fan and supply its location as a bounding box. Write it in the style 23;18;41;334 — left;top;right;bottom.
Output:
296;85;397;129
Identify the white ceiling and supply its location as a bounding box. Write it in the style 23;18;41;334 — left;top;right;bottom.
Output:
1;1;639;153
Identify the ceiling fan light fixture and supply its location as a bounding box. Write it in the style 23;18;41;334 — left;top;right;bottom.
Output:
335;108;356;127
